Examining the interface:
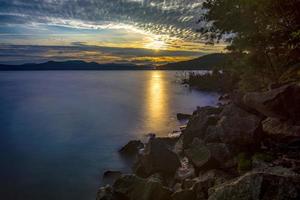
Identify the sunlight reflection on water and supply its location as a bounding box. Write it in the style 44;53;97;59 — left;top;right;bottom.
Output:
145;71;167;136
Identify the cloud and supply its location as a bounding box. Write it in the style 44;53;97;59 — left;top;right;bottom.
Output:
0;1;227;65
0;0;205;41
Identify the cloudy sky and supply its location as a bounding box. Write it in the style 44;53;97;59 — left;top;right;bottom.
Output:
0;0;226;65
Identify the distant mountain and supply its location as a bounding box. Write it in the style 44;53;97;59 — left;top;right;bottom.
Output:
157;53;228;70
0;60;154;71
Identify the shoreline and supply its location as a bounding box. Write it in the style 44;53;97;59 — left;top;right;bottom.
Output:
97;83;300;200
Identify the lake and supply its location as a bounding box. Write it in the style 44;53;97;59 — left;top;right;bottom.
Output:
0;71;219;200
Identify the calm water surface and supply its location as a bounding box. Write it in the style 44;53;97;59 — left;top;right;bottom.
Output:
0;71;218;200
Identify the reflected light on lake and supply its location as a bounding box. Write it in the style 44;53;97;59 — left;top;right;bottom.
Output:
145;71;169;135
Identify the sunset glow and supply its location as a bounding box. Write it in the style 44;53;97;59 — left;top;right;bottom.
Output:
0;0;226;65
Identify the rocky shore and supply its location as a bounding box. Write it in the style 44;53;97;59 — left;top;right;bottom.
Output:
97;83;300;200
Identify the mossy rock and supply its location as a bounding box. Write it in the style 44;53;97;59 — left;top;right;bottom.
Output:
113;175;172;200
252;153;274;163
237;153;252;173
184;138;211;169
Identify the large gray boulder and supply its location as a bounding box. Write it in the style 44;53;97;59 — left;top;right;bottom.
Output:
184;138;233;170
134;138;181;177
217;104;262;152
175;157;196;181
183;106;222;147
262;118;300;141
243;83;300;122
113;175;172;200
96;185;123;200
184;138;214;170
208;169;300;200
193;170;232;199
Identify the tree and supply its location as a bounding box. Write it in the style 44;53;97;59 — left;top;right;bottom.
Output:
199;0;300;88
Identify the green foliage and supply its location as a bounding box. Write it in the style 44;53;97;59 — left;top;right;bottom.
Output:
252;153;274;163
183;68;240;93
237;153;252;173
200;0;300;91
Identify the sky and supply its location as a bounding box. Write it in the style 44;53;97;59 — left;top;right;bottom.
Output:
0;0;226;65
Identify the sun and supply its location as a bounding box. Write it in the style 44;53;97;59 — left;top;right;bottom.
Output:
145;39;166;51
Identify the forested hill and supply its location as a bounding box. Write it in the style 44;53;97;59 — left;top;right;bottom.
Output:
157;53;228;70
0;60;154;71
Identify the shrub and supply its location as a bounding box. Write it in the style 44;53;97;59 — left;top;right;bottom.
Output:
237;153;252;173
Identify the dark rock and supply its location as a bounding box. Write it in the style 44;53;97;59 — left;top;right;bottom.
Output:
175;157;196;181
184;138;233;170
243;83;300;122
199;170;232;186
206;143;233;168
183;106;222;147
219;94;231;106
171;189;196;200
262;118;300;142
103;171;122;180
231;91;261;115
113;175;172;200
134;137;181;177
182;178;199;189
177;113;192;121
173;183;182;192
204;126;222;143
184;138;214;169
208;169;300;200
193;170;233;199
217;104;262;152
236;153;253;174
96;185;125;200
152;137;179;148
219;94;230;101
251;153;273;169
146;133;156;139
173;136;184;155
119;140;144;155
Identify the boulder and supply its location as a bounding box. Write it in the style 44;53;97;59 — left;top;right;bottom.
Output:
183;106;222;147
208;169;300;200
262;118;300;141
243;83;300;122
204;126;222;143
134;138;181;177
173;183;182;192
199;170;232;187
119;140;144;155
176;113;192;121
171;189;196;200
103;171;122;181
96;185;123;200
195;179;216;199
113;175;172;200
193;170;232;199
175;157;196;181
184;138;233;170
206;143;233;168
173;136;184;155
219;94;231;106
184;138;213;169
151;137;179;148
182;178;199;189
217;104;262;152
219;94;230;101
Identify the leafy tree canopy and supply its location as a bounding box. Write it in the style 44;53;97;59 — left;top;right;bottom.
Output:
199;0;300;86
